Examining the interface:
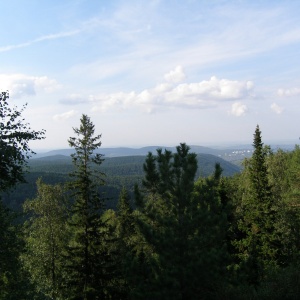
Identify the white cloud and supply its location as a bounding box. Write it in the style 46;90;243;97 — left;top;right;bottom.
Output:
230;102;248;116
0;74;60;98
53;110;77;121
90;70;254;113
164;65;186;83
271;102;284;114
278;87;300;97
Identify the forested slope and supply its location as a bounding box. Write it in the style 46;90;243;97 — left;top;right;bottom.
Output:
1;153;240;211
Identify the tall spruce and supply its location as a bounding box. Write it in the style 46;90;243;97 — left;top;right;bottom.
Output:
234;125;278;285
65;114;110;299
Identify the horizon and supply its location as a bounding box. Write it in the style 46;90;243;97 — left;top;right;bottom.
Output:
32;139;299;154
1;1;300;150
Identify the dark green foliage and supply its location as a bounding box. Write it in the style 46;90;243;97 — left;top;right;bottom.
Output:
0;91;45;192
191;163;230;298
64;114;116;299
115;188;136;299
0;91;45;299
132;144;229;299
0;153;240;212
0;200;34;299
232;126;282;286
0;201;20;298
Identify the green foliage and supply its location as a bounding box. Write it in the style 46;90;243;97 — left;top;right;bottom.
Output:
0;152;240;212
232;126;284;285
0;91;45;299
131;144;229;299
0;200;35;299
22;179;69;299
0;201;20;298
65;114;117;299
3;117;300;298
0;91;45;192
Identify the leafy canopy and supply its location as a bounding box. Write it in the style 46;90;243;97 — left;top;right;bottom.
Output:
0;91;45;192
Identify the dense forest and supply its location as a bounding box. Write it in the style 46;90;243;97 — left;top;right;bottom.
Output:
1;91;300;299
1;152;240;212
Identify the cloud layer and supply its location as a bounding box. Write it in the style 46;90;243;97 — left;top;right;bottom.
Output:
87;67;254;114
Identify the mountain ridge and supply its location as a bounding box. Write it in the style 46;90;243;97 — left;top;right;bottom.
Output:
32;145;228;159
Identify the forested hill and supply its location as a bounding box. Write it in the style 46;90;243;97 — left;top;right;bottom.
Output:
2;153;240;211
29;153;240;177
33;145;224;158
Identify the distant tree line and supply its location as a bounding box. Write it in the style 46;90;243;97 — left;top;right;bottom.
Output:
1;92;300;299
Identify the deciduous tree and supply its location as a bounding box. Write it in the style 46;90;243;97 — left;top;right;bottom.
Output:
22;179;69;299
0;91;45;192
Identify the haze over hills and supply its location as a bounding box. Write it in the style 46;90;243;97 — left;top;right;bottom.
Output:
32;145;221;158
31;143;297;164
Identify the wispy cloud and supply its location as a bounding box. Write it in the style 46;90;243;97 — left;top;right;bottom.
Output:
53;109;78;121
271;103;284;114
59;93;91;105
0;30;81;53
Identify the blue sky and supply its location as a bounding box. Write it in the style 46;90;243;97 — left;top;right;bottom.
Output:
1;0;300;150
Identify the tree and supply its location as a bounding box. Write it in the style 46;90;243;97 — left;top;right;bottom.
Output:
0;91;45;299
65;114;113;299
133;143;228;299
191;163;230;298
22;179;69;299
0;91;45;192
233;125;278;285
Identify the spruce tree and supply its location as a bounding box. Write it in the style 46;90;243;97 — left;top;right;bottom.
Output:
65;114;111;299
234;125;278;285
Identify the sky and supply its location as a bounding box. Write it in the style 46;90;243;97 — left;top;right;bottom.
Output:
1;0;300;150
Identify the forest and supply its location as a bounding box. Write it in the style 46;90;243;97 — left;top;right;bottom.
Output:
1;91;300;299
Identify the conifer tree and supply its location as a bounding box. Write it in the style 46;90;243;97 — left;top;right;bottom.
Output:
192;163;229;298
134;143;211;299
115;188;135;299
234;125;278;285
65;114;110;299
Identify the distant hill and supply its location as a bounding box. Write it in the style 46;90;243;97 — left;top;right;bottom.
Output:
29;153;240;178
32;145;227;159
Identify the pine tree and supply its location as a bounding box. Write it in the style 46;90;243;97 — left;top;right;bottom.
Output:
64;114;111;299
188;163;229;298
134;143;209;299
